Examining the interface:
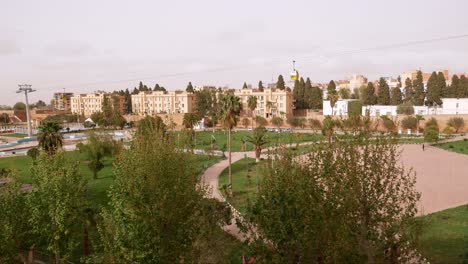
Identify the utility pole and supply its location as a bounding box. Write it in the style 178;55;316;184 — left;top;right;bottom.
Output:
16;84;36;137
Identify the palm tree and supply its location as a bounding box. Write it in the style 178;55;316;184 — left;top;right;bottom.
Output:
37;122;63;155
328;92;339;116
182;113;200;147
266;101;273;117
220;94;241;195
247;95;257;129
246;126;269;162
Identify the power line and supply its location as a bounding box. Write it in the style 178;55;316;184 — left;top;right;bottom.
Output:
34;33;468;91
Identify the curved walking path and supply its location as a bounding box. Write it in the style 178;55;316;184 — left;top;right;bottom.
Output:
201;140;468;241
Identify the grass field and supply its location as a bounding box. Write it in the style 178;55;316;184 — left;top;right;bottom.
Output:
177;130;324;152
420;205;468;264
219;157;263;214
0;133;29;139
436;139;468;155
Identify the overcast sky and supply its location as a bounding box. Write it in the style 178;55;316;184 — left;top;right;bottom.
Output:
2;0;468;105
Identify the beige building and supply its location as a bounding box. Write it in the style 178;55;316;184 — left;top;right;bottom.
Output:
131;91;196;115
53;92;74;112
71;93;125;117
234;88;294;118
401;69;449;85
349;74;368;90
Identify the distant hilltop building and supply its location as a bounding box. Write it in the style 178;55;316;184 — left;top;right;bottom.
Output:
52;92;74;112
234;88;294;118
131;90;196;115
71;92;125;117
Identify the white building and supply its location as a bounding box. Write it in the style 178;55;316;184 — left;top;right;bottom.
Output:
441;98;468;114
323;99;358;116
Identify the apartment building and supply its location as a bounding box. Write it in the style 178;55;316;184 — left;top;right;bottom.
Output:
131;91;196;115
349;74;368;90
53;92;74;112
401;69;449;85
234;88;294;118
71;93;125;117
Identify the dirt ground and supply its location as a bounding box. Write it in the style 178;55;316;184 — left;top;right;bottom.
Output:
400;144;468;215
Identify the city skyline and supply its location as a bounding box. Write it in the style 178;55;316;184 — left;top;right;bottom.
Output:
2;0;468;105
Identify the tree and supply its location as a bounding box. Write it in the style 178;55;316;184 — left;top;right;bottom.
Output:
362;82;377;105
258;80;264;92
78;133;120;179
390;87;403;105
396;102;415;115
404;77;414;103
424;118;439;142
327;80;337;96
183;113;200;129
413;71;425;105
271;116;284;129
242;82;248;89
447;117;465;133
425;117;439;131
438;71;448;98
244;131;420;263
27;147;40;160
124;88;132;113
0;113;10;124
303;77;313;109
326;81;339;114
293;78;306;109
255;115;268;127
247;95;257;129
277;75;285;90
426;72;442;106
448;75;459;98
0;175;32;263
338;88;351;99
401;116;417;132
28;153;87;263
135;115;166;138
37;122;63;155
219;94;241;195
13;102;26;110
309;86;323;110
241;117;250;128
348;101;363;117
415;115;425;134
380;115;396;132
186;82;194;93
377;77;391;105
98;120;228;263
246;126;269;162
459;75;468;98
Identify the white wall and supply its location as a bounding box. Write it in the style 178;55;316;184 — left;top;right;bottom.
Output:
442;98;468;114
362;105;397;116
323;99;357;116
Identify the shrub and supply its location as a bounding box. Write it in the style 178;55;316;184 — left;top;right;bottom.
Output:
254;116;268;127
401;116;417;131
308;118;322;130
270;116;284;128
396;102;415;115
442;126;454;135
424;126;439;142
425;118;439;131
348;101;363;117
27;147;40;160
447;117;465;133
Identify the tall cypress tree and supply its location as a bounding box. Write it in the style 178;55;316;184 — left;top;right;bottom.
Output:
132;87;139;95
390;87;403;105
327;80;337;99
277;75;286;90
362;82;376;105
460;75;468;98
303;78;313;109
186;82;194;93
450;75;459;98
138;81;144;91
154;84;161;91
310;86;323;110
125;88;132;113
426;72;442;105
438;71;447;99
413;71;425;106
404;78;414;103
242;82;248;89
293;78;306;109
377;78;390;105
258;81;264;92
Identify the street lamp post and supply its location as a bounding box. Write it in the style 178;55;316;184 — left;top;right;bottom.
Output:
16;84;36;137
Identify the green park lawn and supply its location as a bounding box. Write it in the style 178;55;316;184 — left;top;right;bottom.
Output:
219;157;263;214
420;205;468;264
177;130;324;152
0;133;29;139
436;139;468;155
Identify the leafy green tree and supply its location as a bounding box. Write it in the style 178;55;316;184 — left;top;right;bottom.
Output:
448;75;458;98
271;116;283;128
426;72;442;105
135;115;166;138
438;71;447;98
303;77;314;109
425;117;439;131
186;82;194;93
183;113;200;129
327;80;337;96
258;80;264;92
276;75;285;90
220;94;241;194
309;86;323;109
459;75;468;98
447;117;465;133
362;82;377;105
0;175;33;263
242;82;248;89
338;88;351;99
401;116;417;132
27;147;40;160
246;126;269;162
396;102;415;115
413;71;425;105
424;119;439;142
293;78;306;109
98;121;228;263
404;77;414;103
348;100;363;117
377;78;391;105
38;122;63;155
13;102;26;110
244;131;420;263
390;87;403;105
380;115;396;132
241;117;250;128
28;153;87;263
247;95;257;129
78;133;120;179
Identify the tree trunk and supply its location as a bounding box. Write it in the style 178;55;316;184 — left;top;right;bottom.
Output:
255;147;261;163
228;127;232;196
83;227;90;257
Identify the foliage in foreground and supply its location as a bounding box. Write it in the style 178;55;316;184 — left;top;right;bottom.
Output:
242;130;422;263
